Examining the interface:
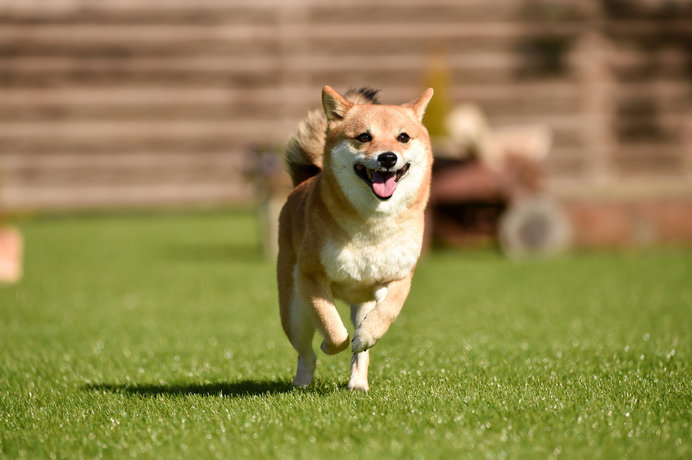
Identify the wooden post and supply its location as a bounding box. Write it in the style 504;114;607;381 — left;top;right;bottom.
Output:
684;116;692;180
570;2;617;186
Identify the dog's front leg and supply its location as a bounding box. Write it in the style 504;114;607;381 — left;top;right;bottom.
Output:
351;271;413;353
348;302;375;391
296;271;349;355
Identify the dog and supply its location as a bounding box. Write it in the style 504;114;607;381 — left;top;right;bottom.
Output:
277;85;434;391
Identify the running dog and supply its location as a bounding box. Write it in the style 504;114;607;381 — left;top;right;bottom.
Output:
277;86;434;390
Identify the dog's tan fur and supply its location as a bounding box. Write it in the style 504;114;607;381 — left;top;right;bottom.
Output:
278;86;434;390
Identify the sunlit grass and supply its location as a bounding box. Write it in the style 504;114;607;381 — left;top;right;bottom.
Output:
1;211;690;458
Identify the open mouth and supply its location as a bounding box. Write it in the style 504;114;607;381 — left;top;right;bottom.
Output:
353;163;411;200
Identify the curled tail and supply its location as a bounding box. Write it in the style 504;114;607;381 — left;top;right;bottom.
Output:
285;87;380;187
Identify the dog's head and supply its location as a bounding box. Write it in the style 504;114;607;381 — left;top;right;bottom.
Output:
321;85;434;214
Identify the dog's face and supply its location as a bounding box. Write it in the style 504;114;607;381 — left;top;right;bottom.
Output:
322;86;434;215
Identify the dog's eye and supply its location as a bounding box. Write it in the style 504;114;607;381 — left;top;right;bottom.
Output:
397;132;410;143
356;132;372;143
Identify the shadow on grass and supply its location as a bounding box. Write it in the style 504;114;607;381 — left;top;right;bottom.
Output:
84;379;298;398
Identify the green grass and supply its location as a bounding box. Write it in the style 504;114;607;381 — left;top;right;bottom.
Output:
1;211;690;459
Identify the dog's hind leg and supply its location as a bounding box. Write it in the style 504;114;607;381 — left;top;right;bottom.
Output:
289;295;317;387
279;256;316;387
348;301;376;391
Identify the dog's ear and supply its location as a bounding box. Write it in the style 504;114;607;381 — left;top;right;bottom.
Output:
322;85;353;122
404;88;434;122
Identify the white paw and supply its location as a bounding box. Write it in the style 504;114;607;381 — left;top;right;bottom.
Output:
352;314;388;353
293;356;315;387
347;377;369;392
293;373;313;388
351;328;377;353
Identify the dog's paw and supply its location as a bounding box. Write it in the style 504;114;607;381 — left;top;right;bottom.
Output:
347;377;369;392
352;315;389;353
351;329;377;353
293;373;313;388
293;356;316;387
320;335;349;355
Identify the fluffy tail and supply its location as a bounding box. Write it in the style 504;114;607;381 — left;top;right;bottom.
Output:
285;87;380;187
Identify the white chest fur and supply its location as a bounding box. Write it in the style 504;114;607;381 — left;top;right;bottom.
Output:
320;218;422;287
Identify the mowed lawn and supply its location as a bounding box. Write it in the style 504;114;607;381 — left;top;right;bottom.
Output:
1;211;690;459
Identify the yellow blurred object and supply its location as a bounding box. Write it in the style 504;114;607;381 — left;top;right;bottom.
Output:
422;50;451;142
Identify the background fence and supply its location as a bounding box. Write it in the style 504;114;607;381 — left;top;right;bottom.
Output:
1;0;690;212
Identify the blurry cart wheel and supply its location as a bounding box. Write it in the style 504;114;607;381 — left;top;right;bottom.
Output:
498;197;571;259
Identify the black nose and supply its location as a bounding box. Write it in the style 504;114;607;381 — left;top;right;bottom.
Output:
377;152;398;169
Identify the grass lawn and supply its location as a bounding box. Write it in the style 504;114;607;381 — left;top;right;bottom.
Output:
1;210;690;459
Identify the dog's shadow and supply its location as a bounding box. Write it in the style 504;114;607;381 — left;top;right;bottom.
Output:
84;379;298;398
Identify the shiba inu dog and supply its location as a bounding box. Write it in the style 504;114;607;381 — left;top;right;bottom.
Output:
277;86;434;391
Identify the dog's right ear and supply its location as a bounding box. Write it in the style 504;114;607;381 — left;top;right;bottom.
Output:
322;85;353;122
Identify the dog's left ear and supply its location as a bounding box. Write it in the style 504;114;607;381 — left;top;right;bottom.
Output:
404;88;434;122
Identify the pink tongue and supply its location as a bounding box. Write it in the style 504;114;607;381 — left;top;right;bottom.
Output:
371;171;397;198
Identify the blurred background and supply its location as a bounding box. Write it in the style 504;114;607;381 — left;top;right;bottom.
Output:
1;0;691;259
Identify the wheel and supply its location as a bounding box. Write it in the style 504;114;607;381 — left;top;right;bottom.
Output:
498;197;571;259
